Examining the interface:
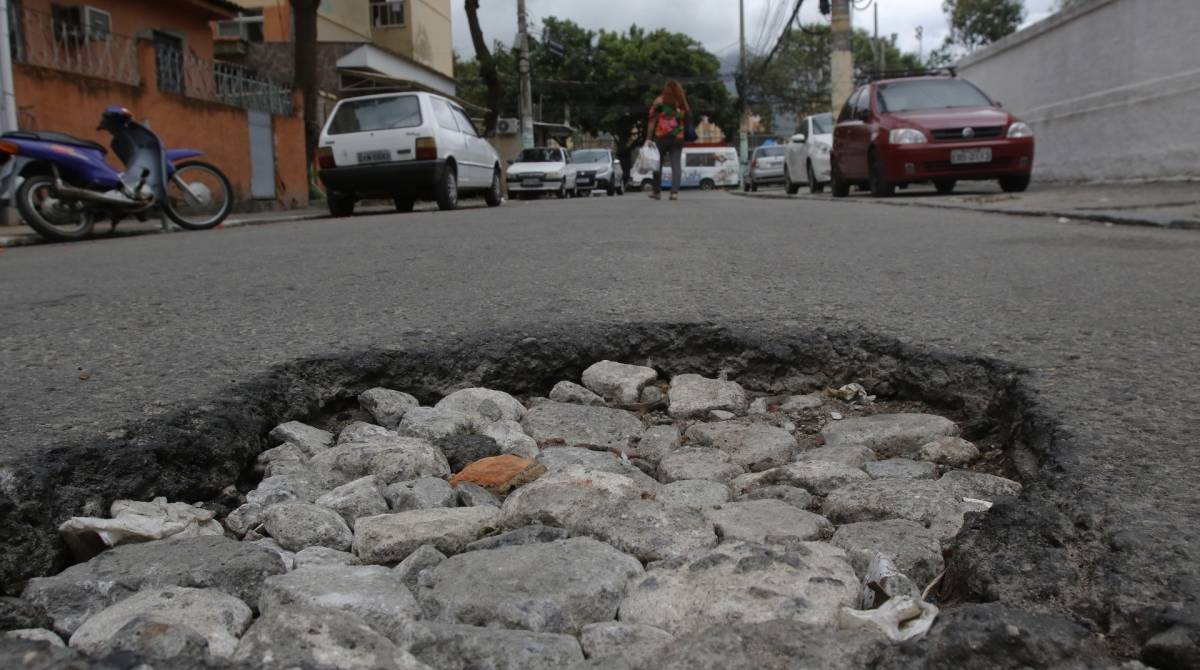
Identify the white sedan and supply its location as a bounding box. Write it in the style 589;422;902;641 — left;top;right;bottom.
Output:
784;112;835;194
506;147;578;198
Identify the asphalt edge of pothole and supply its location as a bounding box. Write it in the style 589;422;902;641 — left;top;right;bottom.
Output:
0;320;1132;665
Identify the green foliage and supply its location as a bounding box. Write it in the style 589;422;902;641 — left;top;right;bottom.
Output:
943;0;1025;51
456;18;735;168
745;24;924;127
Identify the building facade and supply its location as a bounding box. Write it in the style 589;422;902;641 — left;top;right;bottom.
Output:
6;0;307;207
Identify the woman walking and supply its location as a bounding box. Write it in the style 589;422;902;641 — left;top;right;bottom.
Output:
647;80;690;201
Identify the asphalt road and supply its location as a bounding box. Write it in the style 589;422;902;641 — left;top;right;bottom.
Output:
2;190;1198;663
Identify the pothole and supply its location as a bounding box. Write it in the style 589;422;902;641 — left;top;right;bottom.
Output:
2;323;1054;667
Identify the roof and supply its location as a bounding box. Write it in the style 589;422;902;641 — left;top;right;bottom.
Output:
184;0;243;19
336;44;457;98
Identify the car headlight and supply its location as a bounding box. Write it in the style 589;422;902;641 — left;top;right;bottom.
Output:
545;170;562;180
1007;122;1033;138
889;128;927;145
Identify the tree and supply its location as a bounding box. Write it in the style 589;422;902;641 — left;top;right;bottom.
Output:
464;0;503;135
942;0;1024;52
290;0;320;170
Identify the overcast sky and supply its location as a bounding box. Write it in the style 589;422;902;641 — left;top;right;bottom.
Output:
450;0;1060;65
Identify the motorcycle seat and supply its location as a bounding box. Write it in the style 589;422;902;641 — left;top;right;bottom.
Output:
2;130;107;155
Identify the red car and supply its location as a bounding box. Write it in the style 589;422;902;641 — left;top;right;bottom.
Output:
830;74;1034;197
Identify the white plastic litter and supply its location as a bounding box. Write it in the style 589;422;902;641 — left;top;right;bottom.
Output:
963;496;994;511
635;142;661;174
825;382;875;403
838;596;939;642
59;497;223;560
860;554;918;609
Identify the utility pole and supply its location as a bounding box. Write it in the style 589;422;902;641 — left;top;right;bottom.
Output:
830;0;853;116
516;0;534;149
916;26;924;65
0;0;17;133
738;0;747;162
873;2;884;73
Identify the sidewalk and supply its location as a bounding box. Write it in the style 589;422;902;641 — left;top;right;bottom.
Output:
738;180;1200;230
0;206;335;249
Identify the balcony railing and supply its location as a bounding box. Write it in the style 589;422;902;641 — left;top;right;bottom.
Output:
11;6;140;86
11;6;292;115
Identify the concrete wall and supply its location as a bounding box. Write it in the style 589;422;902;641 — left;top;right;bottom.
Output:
372;0;453;78
956;0;1200;182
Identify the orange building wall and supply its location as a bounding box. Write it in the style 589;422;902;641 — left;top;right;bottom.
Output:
21;0;228;61
11;3;308;208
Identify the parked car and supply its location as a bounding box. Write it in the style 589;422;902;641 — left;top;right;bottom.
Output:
630;146;740;191
784;112;834;194
506;147;577;198
570;149;624;196
830;74;1034;198
316;91;502;216
746;145;786;191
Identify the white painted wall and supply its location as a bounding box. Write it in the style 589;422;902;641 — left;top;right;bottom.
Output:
957;0;1200;182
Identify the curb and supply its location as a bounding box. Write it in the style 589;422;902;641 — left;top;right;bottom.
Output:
727;190;1200;230
0;209;336;249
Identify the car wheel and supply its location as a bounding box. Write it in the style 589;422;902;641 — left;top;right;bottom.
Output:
484;170;502;207
556;180;567;198
808;161;824;194
868;150;895;198
393;195;415;213
606;182;615;196
750;179;758;192
784;167;800;195
328;191;355;217
700;178;715;191
435;164;458;211
934;179;956;195
830;160;850;198
999;175;1031;193
617;180;625;195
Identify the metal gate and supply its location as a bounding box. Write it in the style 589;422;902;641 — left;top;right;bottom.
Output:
247;110;275;199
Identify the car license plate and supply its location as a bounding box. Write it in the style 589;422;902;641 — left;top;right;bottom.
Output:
950;148;992;165
521;178;541;187
357;150;391;164
577;177;593;185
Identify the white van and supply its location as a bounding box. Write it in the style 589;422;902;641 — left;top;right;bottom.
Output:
631;146;741;191
317;91;503;216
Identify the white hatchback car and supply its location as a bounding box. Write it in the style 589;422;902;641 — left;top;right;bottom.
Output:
784;112;835;194
317;91;503;216
506;147;578;198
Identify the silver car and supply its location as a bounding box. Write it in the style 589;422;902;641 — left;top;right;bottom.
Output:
747;145;786;192
570;149;624;196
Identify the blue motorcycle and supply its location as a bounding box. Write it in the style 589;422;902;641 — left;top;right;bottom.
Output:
0;106;232;241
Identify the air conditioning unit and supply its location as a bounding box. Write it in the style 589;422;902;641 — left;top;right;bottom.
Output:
496;118;519;136
216;20;249;40
52;5;111;44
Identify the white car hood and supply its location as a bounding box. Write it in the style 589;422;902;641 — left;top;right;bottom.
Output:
509;161;565;174
575;161;612;172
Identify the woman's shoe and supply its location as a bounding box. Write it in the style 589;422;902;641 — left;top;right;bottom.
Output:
669;193;678;201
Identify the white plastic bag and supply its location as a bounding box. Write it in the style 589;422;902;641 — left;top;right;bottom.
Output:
636;142;661;174
59;497;223;560
838;596;939;642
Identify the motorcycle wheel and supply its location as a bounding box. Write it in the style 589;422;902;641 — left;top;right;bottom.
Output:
164;160;233;230
16;174;96;242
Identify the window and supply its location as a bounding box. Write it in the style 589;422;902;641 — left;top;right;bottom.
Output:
686;152;717;168
853;87;871;120
571;150;610;163
432;99;458;131
216;10;264;42
876;79;993;113
370;0;404;27
515;148;562;163
810;113;833;135
452;108;479;137
755;146;785;158
838;89;860;123
154;32;184;95
327;95;421;135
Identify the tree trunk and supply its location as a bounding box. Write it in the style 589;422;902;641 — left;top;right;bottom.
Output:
291;0;320;168
465;0;502;135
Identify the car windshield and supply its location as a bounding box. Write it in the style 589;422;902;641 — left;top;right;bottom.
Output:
876;79;993;112
756;146;785;157
516;148;562;162
810;114;834;134
327;95;421;134
572;150;609;163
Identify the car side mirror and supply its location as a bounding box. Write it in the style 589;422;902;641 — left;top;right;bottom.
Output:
791;133;807;144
